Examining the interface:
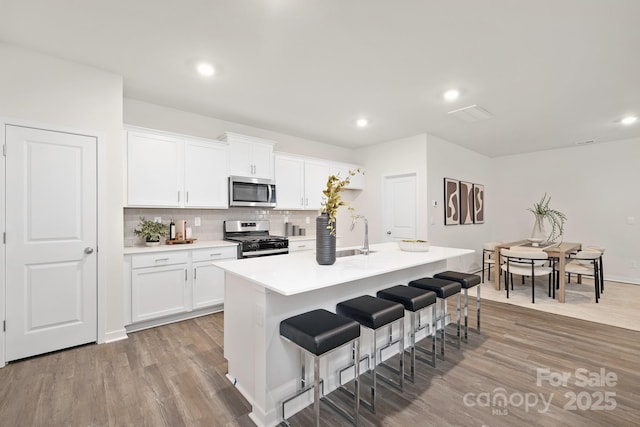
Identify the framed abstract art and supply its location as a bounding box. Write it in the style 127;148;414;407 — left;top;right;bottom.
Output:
444;178;459;225
459;181;474;225
473;183;485;224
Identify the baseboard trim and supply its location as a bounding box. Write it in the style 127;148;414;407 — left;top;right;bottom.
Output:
104;328;128;343
125;305;223;333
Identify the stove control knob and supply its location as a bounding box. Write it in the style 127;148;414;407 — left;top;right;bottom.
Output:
248;243;260;251
274;241;285;248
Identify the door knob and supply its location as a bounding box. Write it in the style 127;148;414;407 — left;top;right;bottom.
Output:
387;231;391;235
84;247;94;254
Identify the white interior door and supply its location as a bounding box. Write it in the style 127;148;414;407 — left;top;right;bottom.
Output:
383;173;417;241
5;125;97;361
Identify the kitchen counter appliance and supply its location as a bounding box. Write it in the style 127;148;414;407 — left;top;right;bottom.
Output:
224;220;288;258
229;176;277;207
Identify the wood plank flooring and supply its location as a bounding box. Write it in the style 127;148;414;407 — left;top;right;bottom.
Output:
0;300;638;426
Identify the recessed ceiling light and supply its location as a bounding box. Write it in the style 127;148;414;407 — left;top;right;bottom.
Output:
196;62;215;77
443;89;460;101
621;116;637;125
356;118;369;128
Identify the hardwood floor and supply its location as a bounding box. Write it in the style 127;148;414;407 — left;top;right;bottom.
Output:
0;300;638;426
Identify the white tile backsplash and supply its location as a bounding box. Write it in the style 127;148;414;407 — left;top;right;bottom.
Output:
124;207;318;246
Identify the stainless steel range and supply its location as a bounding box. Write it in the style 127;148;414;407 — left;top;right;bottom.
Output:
224;220;289;259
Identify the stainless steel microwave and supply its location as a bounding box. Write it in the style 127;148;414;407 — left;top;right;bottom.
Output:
229;176;277;207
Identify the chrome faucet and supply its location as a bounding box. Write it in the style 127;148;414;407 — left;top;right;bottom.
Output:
350;215;369;255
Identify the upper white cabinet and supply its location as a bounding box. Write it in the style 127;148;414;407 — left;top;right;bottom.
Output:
127;132;183;207
184;141;228;208
274;154;305;209
332;162;365;190
219;132;275;180
126;129;228;208
304;159;332;210
275;153;363;210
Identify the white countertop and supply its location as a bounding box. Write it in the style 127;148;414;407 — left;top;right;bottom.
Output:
213;242;474;296
124;240;237;255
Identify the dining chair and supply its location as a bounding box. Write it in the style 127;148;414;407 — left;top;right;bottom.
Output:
566;245;605;294
561;250;601;303
500;248;553;303
586;245;605;294
482;242;499;283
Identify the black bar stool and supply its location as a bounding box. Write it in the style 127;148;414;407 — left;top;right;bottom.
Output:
433;271;482;342
377;285;437;382
280;309;361;426
336;295;405;413
408;277;461;361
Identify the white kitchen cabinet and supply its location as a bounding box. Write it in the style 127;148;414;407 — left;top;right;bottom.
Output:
131;252;189;323
274;154;305;209
274;155;331;210
304;159;332;210
274;155;364;210
220;132;275;179
127;132;183;207
332;162;365;190
184;141;228;208
191;247;237;309
288;238;315;252
126;245;236;328
126;129;228;208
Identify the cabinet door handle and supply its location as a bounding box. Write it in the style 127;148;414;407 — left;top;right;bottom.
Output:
178;191;180;203
305;197;308;206
194;267;197;280
186;191;189;204
185;268;188;282
299;245;307;248
154;258;169;263
210;253;222;257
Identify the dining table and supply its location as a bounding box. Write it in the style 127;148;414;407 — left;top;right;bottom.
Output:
493;240;582;303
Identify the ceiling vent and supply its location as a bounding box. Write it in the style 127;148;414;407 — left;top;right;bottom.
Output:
447;104;493;122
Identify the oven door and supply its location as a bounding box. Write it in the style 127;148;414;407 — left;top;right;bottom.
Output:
229;176;276;207
242;248;289;258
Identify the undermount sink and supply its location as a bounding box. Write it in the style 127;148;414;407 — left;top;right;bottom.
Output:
335;248;375;258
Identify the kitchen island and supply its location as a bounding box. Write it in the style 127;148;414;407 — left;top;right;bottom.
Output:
213;242;473;427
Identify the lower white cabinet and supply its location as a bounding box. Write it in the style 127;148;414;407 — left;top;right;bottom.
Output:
288;238;315;252
192;248;234;309
127;245;236;328
132;261;189;323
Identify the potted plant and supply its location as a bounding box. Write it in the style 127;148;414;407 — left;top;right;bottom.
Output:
528;194;567;242
134;216;169;246
316;168;362;265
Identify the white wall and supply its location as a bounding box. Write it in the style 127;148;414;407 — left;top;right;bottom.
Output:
124;99;355;162
492;138;640;284
350;134;428;247
426;134;493;273
0;43;125;338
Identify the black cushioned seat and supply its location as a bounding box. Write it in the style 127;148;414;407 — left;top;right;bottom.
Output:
377;285;436;312
408;277;461;298
336;295;405;329
434;271;481;289
280;309;360;356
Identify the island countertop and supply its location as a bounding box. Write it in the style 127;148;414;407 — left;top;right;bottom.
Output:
213;242;473;296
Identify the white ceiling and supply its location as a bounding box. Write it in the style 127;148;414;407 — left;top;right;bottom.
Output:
2;0;639;157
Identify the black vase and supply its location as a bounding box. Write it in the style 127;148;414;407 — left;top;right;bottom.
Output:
316;213;336;265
